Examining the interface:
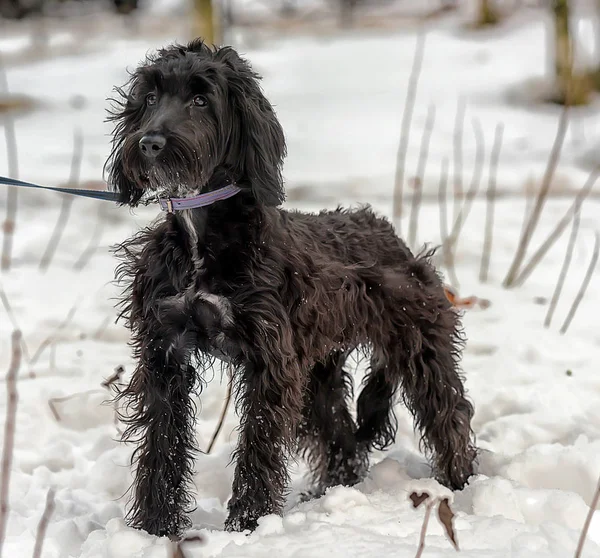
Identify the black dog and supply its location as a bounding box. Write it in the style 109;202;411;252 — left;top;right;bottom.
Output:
106;39;477;538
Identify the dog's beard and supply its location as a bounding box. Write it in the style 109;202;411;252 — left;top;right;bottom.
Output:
121;132;217;201
141;166;196;200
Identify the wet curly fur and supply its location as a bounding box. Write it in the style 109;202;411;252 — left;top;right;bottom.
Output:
106;39;477;538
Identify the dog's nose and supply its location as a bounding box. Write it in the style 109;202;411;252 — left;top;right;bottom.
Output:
139;134;166;158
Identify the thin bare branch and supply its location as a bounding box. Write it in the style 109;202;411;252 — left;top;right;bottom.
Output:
207;375;233;454
49;343;56;373
393;30;427;232
0;284;30;362
414;501;434;558
545;210;580;328
93;316;111;340
559;231;599;334
48;389;101;422
73;203;105;271
1;57;19;273
39;194;75;271
31;488;56;558
504;105;570;287
438;157;449;251
408;104;436;249
39;129;83;272
50;367;123;423
101;365;125;390
479;123;504;283
452;97;466;223
447;117;485;252
574;474;600;558
512;168;598;287
519;193;533;248
29;299;81;366
0;331;22;557
437;158;459;287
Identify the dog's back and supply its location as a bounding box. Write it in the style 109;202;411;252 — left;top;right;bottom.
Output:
280;205;413;268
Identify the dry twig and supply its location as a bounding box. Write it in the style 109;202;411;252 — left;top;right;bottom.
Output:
544;210;580;328
415;500;434;558
39;129;83;272
512;168;598;287
393;30;427;232
206;374;233;454
0;285;31;362
408;104;436;249
101;365;125;390
93;316;111;340
447;117;485;252
0;75;19;272
479;123;504;283
50;365;125;423
49;343;56;372
410;490;459;556
574;474;600;558
0;331;22;557
452;97;466;223
29;299;81;366
437;158;459;287
504;105;570;287
73;203;105;271
559;231;599;334
31;488;56;558
48;390;101;422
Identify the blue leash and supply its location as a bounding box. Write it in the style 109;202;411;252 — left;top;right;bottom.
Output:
0;175;120;202
0;175;243;212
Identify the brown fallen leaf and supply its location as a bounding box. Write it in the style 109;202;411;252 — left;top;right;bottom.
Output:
444;284;490;310
438;498;459;551
410;491;430;508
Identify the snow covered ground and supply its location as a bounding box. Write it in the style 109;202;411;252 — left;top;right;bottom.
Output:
1;1;600;556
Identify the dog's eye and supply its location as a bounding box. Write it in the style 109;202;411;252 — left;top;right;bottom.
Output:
146;93;157;107
192;95;207;108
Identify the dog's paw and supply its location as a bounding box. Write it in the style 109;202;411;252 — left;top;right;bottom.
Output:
223;512;258;533
298;488;323;503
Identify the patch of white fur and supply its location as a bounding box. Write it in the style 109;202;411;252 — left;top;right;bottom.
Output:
197;291;234;325
173;209;235;329
180;209;203;270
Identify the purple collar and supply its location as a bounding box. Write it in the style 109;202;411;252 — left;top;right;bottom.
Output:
158;184;241;213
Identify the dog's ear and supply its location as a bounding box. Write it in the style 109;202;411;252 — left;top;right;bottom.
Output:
217;47;287;207
105;148;144;206
105;83;145;206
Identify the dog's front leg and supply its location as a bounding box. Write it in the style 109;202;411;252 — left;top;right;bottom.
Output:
225;353;304;532
120;325;199;538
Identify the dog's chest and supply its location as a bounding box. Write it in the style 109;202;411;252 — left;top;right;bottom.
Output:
191;266;233;326
184;259;239;363
177;211;240;362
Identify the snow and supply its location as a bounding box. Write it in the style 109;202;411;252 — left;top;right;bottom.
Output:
1;1;600;557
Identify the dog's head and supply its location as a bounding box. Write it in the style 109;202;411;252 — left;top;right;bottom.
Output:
105;40;286;207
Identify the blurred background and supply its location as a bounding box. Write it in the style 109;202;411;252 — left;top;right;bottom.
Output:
1;2;600;557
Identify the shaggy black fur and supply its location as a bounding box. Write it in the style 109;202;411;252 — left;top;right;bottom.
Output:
106;39;477;538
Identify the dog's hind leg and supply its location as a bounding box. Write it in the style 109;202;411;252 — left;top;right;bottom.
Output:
298;350;368;498
117;329;199;538
356;266;476;490
354;347;400;455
